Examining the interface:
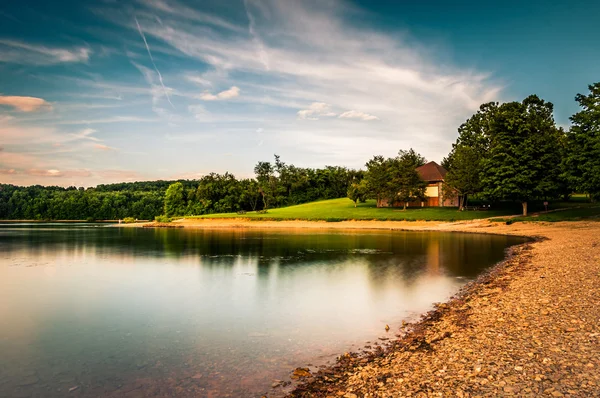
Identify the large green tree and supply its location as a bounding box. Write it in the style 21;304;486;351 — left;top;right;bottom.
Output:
391;149;427;210
164;182;186;217
480;95;562;216
443;103;496;210
364;155;391;207
562;82;600;200
364;149;426;208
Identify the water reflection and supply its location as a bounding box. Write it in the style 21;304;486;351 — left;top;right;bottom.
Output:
0;225;527;397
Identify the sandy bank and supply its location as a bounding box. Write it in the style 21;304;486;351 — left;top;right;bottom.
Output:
120;217;460;231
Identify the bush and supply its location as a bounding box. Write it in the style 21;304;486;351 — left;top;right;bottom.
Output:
505;219;514;225
256;210;268;214
86;217;96;223
155;215;171;223
123;217;136;224
237;210;247;215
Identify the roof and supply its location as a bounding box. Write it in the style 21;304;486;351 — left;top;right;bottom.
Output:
416;161;447;182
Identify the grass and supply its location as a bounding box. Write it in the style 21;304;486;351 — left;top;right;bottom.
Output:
491;206;600;223
188;198;517;222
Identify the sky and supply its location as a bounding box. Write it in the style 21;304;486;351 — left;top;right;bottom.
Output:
1;0;599;187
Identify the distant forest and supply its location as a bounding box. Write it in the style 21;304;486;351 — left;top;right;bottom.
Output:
1;82;599;220
0;162;359;220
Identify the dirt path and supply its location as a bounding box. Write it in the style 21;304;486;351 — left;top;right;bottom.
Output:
286;221;600;397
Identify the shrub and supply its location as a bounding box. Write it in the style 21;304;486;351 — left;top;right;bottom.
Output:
86;217;96;223
155;215;171;223
256;210;268;214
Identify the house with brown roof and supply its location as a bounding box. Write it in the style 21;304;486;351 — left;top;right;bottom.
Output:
413;161;457;207
383;161;458;208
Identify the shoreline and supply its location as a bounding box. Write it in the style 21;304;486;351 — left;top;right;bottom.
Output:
118;217;484;232
128;217;600;396
285;236;537;397
281;220;600;397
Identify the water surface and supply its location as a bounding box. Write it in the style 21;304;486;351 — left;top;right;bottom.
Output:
0;224;526;397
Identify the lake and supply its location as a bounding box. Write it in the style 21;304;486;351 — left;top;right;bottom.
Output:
0;224;527;397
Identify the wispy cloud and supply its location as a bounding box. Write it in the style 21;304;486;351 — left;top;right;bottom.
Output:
0;95;51;112
339;110;379;121
112;0;502;163
199;86;240;101
297;102;336;120
69;128;101;142
186;75;212;86
57;116;158;125
0;40;90;65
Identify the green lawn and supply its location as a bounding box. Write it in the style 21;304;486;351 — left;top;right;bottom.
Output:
491;206;600;223
188;198;517;222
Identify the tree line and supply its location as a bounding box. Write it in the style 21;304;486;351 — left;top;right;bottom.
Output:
443;83;600;215
1;82;599;220
0;162;357;220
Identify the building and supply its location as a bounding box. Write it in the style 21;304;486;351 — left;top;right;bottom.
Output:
413;161;457;207
382;161;458;208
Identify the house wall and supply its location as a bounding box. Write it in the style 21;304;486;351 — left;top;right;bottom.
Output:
380;181;459;208
425;185;439;198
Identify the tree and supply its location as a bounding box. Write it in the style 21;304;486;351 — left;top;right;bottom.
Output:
240;179;261;211
364;156;390;207
444;145;482;210
443;103;496;210
347;181;367;207
254;160;276;209
562;82;600;201
164;182;186;217
391;149;427;210
480;95;561;216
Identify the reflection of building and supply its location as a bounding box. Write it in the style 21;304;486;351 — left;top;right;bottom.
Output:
426;237;441;275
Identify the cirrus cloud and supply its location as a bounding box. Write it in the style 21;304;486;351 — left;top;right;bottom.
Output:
0;39;91;65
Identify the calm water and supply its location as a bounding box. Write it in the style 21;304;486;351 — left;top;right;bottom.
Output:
0;224;527;397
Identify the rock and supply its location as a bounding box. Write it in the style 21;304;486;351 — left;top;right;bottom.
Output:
291;367;312;379
69;386;79;392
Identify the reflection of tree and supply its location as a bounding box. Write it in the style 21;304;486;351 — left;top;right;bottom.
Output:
1;227;526;280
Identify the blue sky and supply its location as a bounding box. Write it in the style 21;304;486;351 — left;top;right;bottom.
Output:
1;0;598;187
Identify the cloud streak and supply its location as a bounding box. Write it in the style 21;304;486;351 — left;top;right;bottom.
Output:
134;16;175;108
0;95;51;112
0;40;90;65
